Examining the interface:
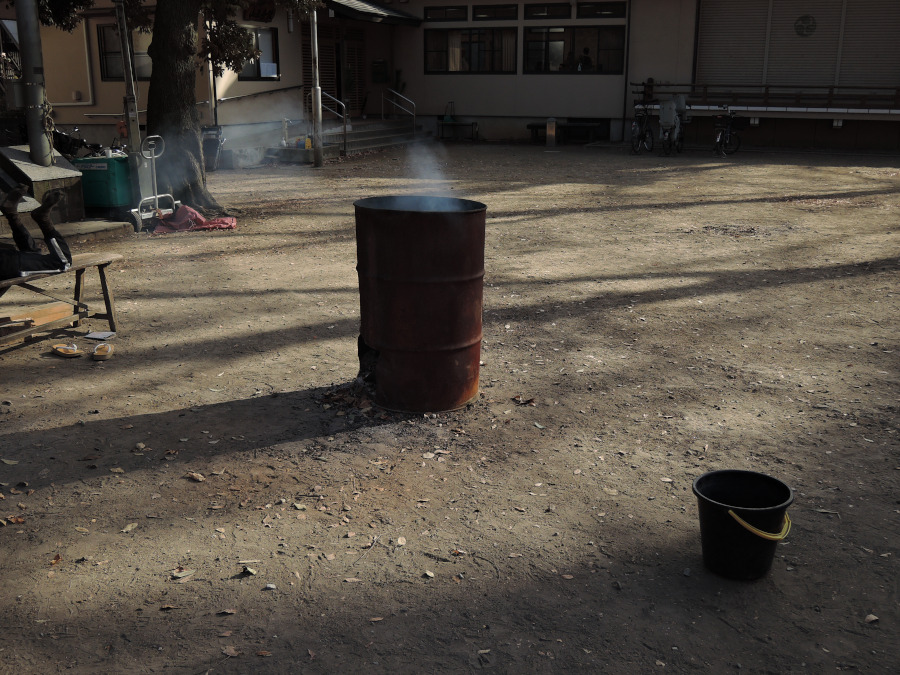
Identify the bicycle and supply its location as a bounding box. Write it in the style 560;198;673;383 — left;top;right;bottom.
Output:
51;126;103;159
630;102;654;154
659;98;686;156
713;109;747;157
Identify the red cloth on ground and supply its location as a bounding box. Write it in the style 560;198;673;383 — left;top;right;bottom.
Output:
153;205;236;234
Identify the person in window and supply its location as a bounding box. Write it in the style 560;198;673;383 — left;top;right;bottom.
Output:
577;48;593;72
0;185;71;280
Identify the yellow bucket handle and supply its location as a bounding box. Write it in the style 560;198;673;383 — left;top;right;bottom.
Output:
728;509;792;541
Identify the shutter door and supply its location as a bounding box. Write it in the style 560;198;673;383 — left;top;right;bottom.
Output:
343;29;366;115
345;41;366;115
302;24;339;102
320;46;338;101
765;0;843;86
838;0;900;87
696;0;769;85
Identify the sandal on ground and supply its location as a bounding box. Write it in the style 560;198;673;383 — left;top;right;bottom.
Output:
92;343;114;361
51;343;83;358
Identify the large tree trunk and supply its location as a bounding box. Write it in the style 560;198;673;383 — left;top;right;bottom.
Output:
146;0;220;213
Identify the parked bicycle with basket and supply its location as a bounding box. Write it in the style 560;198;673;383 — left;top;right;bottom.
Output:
631;101;655;154
659;95;687;155
714;108;748;157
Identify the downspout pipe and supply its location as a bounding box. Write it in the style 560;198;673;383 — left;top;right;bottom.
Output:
619;0;633;142
15;0;52;167
212;66;219;126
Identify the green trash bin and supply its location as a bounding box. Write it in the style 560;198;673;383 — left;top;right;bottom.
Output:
72;156;133;209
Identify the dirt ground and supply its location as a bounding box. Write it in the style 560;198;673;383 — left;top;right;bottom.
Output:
1;143;898;674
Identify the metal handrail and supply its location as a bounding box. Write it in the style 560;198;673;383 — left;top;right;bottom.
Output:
630;82;900;110
303;89;348;155
381;88;416;132
86;102;212;117
217;84;304;104
0;21;21;80
0;50;21;81
322;91;347;155
0;21;22;104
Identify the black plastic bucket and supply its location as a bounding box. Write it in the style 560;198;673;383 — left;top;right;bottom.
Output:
692;470;793;580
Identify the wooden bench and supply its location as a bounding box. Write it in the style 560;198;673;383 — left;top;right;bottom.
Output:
528;121;608;144
1;253;122;344
437;119;478;141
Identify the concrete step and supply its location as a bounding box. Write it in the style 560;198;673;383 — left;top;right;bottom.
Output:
324;128;417;146
342;135;431;154
1;218;131;248
266;134;430;164
264;144;342;163
267;121;430;163
323;120;414;134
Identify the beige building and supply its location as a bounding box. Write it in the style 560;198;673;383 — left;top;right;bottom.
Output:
13;0;900;153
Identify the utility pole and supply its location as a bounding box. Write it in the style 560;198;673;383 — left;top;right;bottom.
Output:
310;10;323;167
15;0;52;166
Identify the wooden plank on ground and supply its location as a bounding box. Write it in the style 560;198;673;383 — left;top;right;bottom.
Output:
0;301;74;343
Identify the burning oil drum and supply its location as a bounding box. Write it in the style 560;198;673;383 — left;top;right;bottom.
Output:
355;195;486;412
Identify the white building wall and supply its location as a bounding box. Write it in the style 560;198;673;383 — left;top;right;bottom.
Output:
211;9;306;127
393;2;637;128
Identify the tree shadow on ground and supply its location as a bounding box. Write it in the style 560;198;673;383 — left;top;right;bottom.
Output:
4;518;894;674
0;382;404;494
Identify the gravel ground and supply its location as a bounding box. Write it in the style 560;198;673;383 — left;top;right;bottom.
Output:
1;143;898;673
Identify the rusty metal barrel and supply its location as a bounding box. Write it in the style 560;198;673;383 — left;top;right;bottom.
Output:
355;195;486;412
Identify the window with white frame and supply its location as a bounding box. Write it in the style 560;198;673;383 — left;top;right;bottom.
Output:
98;24;152;80
239;27;279;80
